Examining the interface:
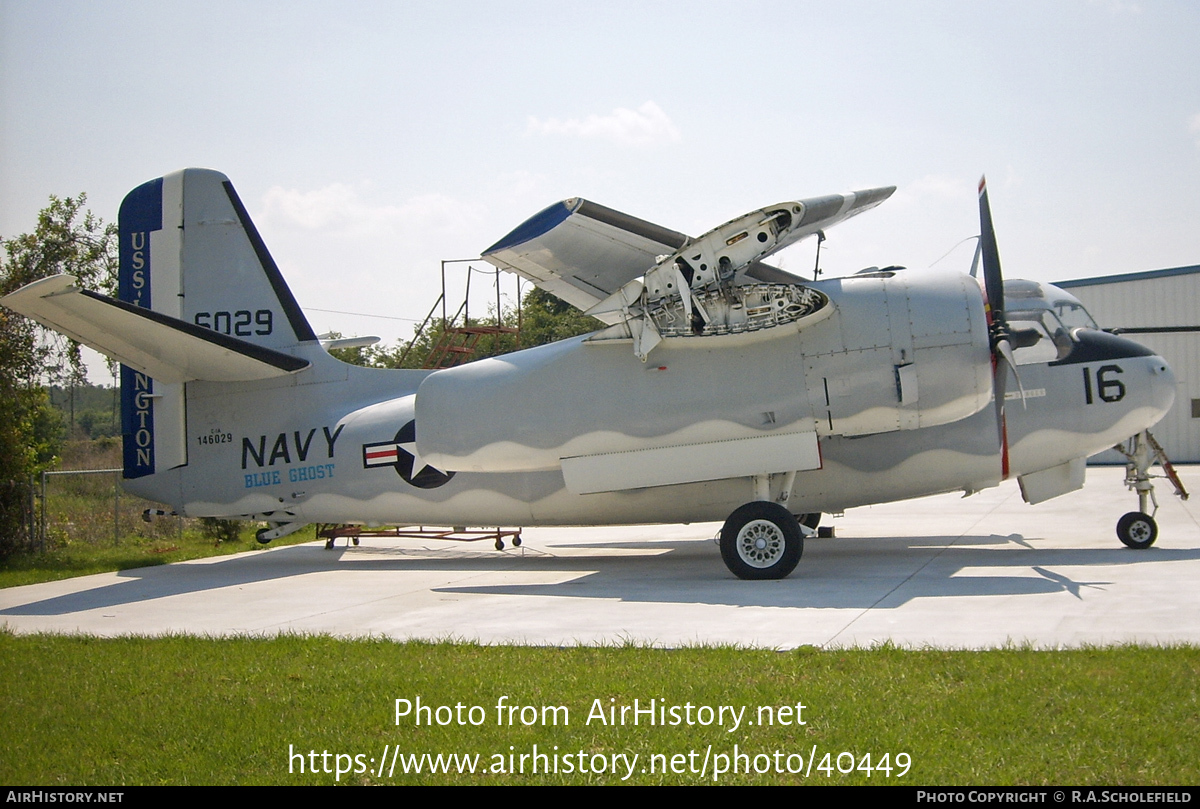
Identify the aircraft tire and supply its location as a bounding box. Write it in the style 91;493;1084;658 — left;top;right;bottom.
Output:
720;502;803;580
255;528;272;545
1117;511;1157;549
798;513;821;531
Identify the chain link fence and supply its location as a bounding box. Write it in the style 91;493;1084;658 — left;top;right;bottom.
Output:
36;467;193;551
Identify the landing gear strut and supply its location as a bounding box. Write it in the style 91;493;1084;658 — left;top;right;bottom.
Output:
1113;430;1189;550
797;512;821;532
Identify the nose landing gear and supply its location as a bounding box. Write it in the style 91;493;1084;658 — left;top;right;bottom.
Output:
1113;430;1189;549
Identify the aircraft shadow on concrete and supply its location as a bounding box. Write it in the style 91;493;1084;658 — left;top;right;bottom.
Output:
4;534;1198;617
432;538;1194;609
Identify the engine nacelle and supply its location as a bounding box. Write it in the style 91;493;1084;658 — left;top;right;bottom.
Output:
803;269;993;437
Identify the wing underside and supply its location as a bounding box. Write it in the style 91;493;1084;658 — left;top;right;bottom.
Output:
481;198;689;322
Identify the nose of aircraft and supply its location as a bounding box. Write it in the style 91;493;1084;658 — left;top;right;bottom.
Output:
1061;328;1176;426
1110;331;1177;424
1146;349;1177;420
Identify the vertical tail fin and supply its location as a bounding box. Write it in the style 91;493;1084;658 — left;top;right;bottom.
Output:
118;168;316;479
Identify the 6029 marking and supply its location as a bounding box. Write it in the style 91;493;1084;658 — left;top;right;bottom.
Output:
194;309;273;336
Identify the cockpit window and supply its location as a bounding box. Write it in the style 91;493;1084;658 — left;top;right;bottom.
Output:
1003;279;1046;301
1051;300;1098;331
1002;280;1100;335
1007;309;1074;365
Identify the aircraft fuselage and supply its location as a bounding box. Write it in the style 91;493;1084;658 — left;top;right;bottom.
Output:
128;269;1173;529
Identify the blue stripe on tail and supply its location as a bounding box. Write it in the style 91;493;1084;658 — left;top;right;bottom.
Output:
118;178;163;479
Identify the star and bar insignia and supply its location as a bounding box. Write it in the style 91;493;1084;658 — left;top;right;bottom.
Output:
361;420;455;489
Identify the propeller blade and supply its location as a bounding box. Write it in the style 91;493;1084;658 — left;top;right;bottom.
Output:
995;337;1028;410
978;176;1004;320
989;346;1011;478
995;337;1017;377
979;175;1013;472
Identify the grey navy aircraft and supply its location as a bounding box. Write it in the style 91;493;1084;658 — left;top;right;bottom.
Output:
1;169;1182;579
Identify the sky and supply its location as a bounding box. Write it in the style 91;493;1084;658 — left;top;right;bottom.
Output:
3;0;1199;379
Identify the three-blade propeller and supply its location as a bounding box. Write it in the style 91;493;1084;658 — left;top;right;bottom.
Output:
977;176;1031;472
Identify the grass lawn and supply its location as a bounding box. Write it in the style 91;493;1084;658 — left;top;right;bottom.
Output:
1;636;1197;785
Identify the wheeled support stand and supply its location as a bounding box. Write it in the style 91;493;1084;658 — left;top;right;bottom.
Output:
314;525;523;551
1111;430;1189;549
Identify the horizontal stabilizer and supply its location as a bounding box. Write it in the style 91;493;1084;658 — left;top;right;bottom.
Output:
2;275;310;383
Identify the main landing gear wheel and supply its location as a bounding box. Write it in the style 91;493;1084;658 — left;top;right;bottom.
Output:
1117;511;1157;550
798;513;820;531
720;501;803;580
255;528;271;545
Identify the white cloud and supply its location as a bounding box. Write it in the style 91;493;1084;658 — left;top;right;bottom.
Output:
491;169;551;203
261;182;465;237
1189;113;1200;148
525;101;681;146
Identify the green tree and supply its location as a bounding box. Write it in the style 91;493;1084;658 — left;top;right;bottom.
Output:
519;287;603;347
329;287;602;370
49;381;120;439
0;194;117;553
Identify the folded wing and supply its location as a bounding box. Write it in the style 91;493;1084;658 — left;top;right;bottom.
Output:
481;187;896;321
481;198;690;322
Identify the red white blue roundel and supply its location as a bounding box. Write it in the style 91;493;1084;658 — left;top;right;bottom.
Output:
361;420;455;489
